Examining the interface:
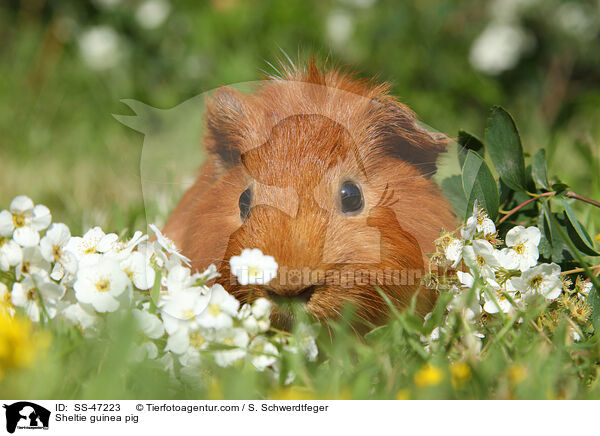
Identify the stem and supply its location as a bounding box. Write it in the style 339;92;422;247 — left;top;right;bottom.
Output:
561;264;600;276
498;191;600;225
566;191;600;209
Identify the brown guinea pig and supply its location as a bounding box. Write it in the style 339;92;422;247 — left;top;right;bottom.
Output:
163;60;456;329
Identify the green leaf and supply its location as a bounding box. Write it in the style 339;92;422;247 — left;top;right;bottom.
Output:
484;106;527;191
441;175;468;218
149;269;162;314
457;130;484;168
532;149;550;190
562;200;600;256
461;151;500;221
588;288;600;333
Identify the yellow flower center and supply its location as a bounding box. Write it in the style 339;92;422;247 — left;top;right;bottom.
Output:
514;243;526;255
123;268;134;281
209;304;221;317
12;214;25;228
21;262;30;274
248;265;260;279
189;332;205;348
84;246;97;255
0;237;5;248
53;245;62;261
95;279;110;292
476;256;486;267
26;288;39;301
223;337;234;346
530;275;543;290
182;309;195;320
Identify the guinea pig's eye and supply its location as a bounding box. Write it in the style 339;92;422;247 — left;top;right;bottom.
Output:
340;181;363;214
239;188;252;221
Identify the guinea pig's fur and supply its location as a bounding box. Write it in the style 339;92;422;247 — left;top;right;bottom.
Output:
163;60;456;329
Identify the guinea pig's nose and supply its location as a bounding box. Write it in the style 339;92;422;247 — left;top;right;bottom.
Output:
266;285;316;303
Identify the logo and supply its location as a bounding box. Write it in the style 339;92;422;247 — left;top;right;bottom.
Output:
3;402;50;434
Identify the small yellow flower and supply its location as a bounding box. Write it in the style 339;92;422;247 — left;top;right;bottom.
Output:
507;364;527;386
270;387;316;400
414;364;443;387
450;362;471;388
396;389;410;400
0;311;49;380
595;233;600;245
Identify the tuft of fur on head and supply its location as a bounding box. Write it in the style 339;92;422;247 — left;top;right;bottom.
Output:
163;58;456;330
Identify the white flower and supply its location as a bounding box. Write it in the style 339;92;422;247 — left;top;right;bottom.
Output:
160;286;209;335
0;196;51;247
463;240;501;279
251;297;272;319
62;303;99;331
120;251;156;290
499;226;540;272
239;301;271;335
229;248;278;285
297;324;319;361
213;328;249;367
248;336;279;371
106;231;148;261
456;271;475;288
444;238;464;268
135;0;171;29
168;327;213;364
461;203;496;240
132;309;164;361
0;236;22;271
512;263;562;300
574;277;593;300
163;264;203;295
74;255;131;312
149;224;190;266
78;25;123;70
65;226;119;260
197;264;220;284
11;273;65;322
133;308;164;339
16;246;51;280
469;23;529;75
196;284;240;329
482;278;520;314
40;223;77;281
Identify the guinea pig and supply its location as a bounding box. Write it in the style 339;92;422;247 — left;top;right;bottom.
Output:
163;60;456;329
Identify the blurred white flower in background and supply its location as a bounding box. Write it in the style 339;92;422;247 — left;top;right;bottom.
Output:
92;0;121;10
326;9;354;48
249;336;279;371
469;23;531;75
136;0;171;29
78;26;123;71
213;327;249;367
339;0;376;8
12;273;65;322
556;2;599;41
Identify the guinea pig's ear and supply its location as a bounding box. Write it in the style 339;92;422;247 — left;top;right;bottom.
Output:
205;87;248;171
370;98;449;177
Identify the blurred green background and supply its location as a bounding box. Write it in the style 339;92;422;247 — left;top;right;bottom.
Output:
1;0;599;235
